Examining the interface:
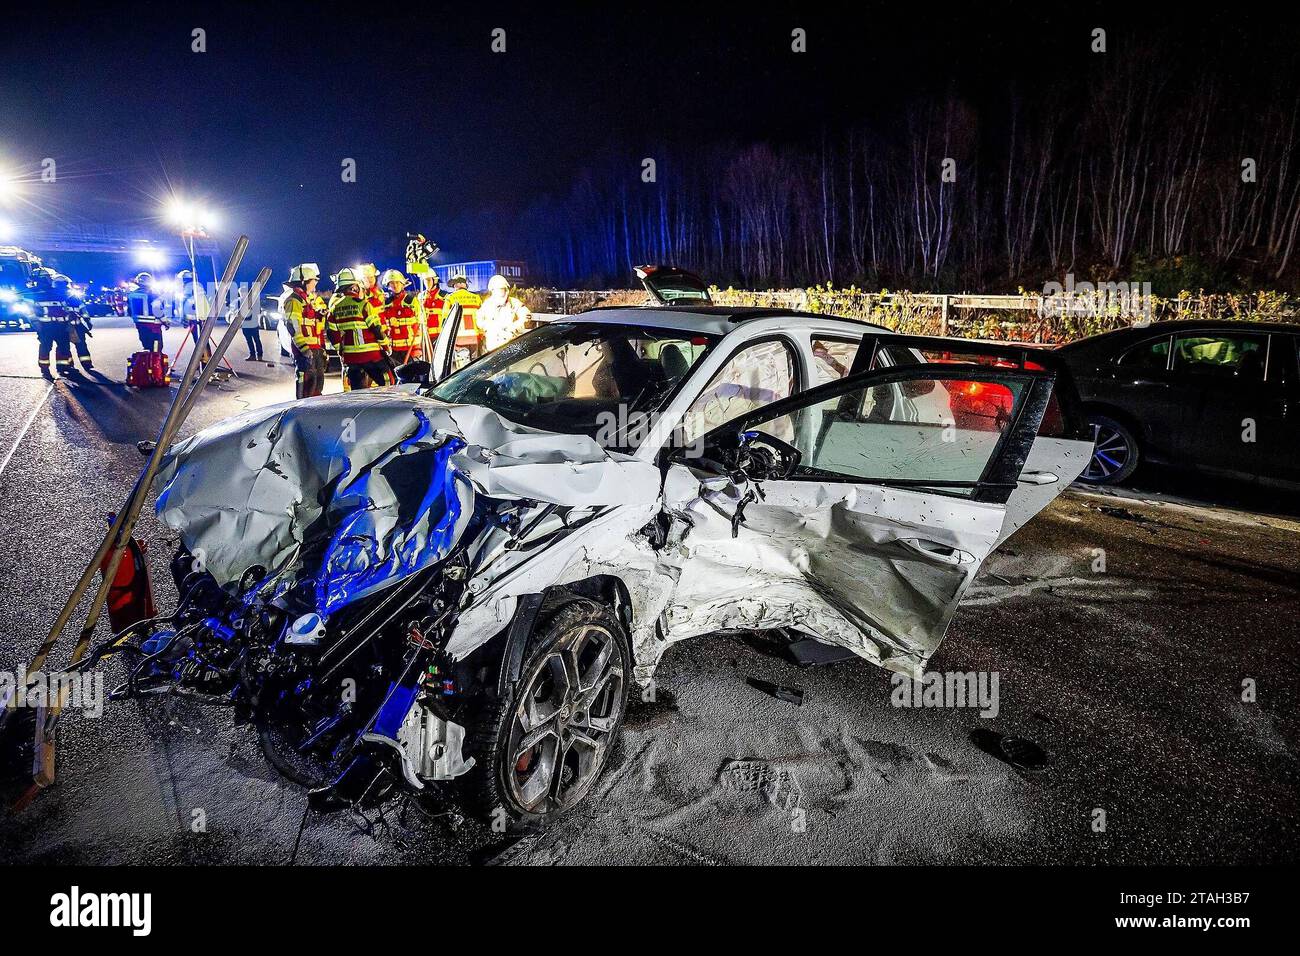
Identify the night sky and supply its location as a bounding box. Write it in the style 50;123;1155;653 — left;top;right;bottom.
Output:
0;1;1290;284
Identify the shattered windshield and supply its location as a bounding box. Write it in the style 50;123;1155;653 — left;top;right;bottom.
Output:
429;322;718;446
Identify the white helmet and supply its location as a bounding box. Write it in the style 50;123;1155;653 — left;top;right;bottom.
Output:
380;268;409;288
487;274;510;294
289;263;321;283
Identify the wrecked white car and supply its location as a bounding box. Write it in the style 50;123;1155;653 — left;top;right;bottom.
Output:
130;299;1092;823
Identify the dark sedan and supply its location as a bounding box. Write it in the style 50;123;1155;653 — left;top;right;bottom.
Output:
1056;320;1300;488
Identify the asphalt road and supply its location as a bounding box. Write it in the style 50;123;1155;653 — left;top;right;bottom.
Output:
0;320;1296;864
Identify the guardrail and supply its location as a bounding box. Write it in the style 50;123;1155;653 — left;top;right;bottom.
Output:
522;287;1297;344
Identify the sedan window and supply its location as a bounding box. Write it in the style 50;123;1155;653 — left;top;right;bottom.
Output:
1117;335;1171;370
680;339;797;443
1272;334;1300;385
753;373;1027;494
1172;333;1267;379
429;322;718;444
811;337;860;384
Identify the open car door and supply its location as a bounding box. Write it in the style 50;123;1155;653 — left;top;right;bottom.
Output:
635;264;712;306
660;335;1093;678
428;302;463;384
865;334;1095;545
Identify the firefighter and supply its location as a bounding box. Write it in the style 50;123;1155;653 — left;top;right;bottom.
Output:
421;273;445;339
179;269;213;364
326;267;394;389
359;262;385;330
32;269;74;378
282;263;328;398
440;274;483;365
478;274;532;352
129;272;167;351
59;276;95;371
379;268;424;363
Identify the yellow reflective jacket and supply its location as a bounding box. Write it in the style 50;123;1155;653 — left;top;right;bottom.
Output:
326;291;390;363
283;290;328;351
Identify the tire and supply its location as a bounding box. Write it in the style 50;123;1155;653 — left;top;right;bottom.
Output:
464;597;631;826
1080;413;1140;485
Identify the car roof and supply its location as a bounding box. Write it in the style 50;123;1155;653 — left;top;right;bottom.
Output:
570;305;891;337
1060;319;1300;356
1067;318;1300;344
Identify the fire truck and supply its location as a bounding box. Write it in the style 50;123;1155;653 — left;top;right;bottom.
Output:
0;245;41;330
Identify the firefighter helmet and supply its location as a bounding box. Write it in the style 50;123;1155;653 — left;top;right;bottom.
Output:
359;262;378;282
487;274;510;294
334;267;361;288
289;263;321;283
380;268;409;288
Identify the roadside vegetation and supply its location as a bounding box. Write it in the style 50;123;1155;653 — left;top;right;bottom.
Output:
518;285;1296;344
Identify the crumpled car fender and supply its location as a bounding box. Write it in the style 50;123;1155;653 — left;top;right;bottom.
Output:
445;500;676;684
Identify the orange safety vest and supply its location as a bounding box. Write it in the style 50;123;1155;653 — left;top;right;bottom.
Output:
326;292;390;364
381;290;422;358
364;284;387;334
423;289;445;333
440;288;482;349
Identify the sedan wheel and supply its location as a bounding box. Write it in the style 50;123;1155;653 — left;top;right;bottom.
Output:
1081;414;1139;484
465;598;632;823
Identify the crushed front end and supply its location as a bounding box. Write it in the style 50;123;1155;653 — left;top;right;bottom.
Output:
118;390;646;810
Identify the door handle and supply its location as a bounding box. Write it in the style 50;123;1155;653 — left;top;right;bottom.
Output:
900;538;976;565
1018;471;1059;485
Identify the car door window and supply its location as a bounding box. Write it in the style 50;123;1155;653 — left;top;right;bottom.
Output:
1273;333;1300;385
811;337;860;384
1118;335;1171;370
749;372;1029;495
681;339;796;442
1172;333;1266;379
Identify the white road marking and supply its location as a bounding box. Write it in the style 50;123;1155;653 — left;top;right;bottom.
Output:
0;380;55;480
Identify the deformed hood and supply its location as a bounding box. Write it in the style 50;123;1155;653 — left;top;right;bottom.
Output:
155;389;659;595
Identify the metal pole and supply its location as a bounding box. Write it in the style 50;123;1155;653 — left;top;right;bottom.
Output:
12;251;259;801
70;245;253;661
8;236;248;692
177;267;271;423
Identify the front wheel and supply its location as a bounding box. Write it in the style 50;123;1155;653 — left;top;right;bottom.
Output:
1080;413;1139;484
466;597;631;825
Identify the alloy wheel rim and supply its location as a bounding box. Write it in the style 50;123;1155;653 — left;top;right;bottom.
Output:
1084;421;1131;481
505;623;625;814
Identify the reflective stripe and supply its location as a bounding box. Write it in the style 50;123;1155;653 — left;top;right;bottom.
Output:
326;293;388;363
287;292;326;350
381;292;421;348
